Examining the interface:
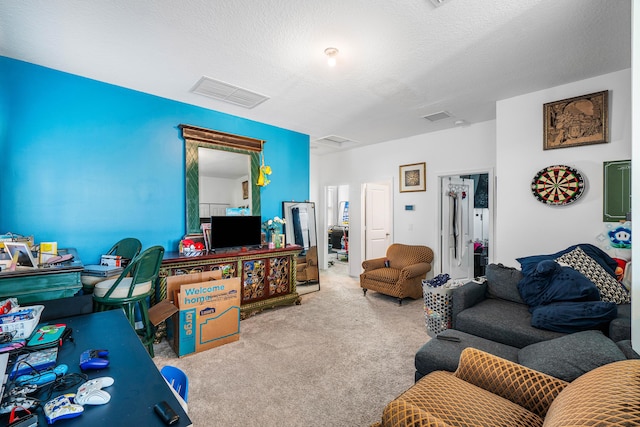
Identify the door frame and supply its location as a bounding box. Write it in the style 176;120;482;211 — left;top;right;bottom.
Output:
435;168;495;276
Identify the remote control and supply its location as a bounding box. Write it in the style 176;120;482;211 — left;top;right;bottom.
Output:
154;401;179;425
436;334;461;342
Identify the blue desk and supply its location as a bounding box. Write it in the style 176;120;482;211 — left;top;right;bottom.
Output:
6;310;192;426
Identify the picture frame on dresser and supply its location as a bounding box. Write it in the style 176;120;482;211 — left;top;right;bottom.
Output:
4;242;37;268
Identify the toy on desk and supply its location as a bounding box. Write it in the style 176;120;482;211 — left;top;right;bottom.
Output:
43;394;84;424
0;340;25;354
0;298;18;315
9;348;59;379
26;323;67;350
79;349;109;370
15;364;68;387
7;406;37;427
75;377;114;406
0;383;39;415
0;394;39;415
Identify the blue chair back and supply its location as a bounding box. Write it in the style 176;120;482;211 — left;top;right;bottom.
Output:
161;365;189;402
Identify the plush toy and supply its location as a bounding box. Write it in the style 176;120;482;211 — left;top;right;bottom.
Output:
608;224;631;249
612;258;628;282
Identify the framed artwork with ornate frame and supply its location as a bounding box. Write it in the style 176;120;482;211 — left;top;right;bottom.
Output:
399;162;426;192
543;90;609;150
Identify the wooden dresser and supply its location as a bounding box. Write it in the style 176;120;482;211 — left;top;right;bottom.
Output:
159;245;302;318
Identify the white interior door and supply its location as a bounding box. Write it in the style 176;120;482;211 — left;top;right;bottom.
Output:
365;182;391;260
441;177;475;280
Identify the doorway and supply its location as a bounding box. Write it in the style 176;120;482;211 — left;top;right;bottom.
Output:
438;171;492;281
325;185;350;272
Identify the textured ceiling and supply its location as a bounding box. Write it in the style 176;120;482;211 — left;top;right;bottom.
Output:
0;0;631;154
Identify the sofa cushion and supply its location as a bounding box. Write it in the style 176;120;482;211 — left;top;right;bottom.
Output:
454;298;565;348
517;330;626;382
485;263;524;304
544;359;640;427
414;329;519;381
556;246;630;304
361;267;400;284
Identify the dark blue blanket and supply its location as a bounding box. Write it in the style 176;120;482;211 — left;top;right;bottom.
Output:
518;259;617;333
516;243;618;277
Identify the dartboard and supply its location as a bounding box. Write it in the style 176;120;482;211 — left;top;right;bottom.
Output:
530;165;585;206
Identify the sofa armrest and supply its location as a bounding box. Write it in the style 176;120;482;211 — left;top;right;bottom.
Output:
381;400;451;427
400;262;431;281
454;348;567;418
450;281;487;328
362;257;386;271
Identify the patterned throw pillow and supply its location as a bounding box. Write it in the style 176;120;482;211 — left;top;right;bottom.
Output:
556;246;630;304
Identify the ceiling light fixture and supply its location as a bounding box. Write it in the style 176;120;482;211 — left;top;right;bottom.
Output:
324;47;339;67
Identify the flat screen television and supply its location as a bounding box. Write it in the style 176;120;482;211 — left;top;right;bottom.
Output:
209;215;262;251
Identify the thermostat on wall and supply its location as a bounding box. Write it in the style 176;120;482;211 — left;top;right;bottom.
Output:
405;205;415;211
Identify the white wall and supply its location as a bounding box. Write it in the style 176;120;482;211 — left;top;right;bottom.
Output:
495;69;632;267
316;120;496;276
199;175;249;212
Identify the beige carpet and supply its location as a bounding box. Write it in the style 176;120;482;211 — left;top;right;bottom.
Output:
153;261;431;427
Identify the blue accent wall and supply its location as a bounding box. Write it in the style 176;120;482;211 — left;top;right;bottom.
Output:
0;57;309;263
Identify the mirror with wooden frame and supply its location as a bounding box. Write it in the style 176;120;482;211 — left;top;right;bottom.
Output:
180;124;263;235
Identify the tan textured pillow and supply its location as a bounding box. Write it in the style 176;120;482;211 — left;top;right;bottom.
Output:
556;246;630;304
544;359;640;426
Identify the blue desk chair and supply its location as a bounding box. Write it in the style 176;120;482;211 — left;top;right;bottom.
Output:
161;366;189;402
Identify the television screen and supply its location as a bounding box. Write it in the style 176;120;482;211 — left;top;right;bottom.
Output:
210;216;262;250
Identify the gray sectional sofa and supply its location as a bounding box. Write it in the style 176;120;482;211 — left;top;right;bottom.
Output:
415;262;635;382
452;263;632;346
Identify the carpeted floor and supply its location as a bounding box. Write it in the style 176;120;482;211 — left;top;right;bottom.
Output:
153;261;431;427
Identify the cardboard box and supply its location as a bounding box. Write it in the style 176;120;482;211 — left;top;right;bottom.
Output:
165;271;240;357
101;254;122;267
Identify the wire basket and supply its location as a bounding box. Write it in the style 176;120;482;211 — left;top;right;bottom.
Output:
423;284;453;335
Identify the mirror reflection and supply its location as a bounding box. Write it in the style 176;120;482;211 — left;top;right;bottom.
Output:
198;147;251;220
283;201;319;294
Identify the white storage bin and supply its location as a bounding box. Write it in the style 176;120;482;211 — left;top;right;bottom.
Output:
0;305;44;340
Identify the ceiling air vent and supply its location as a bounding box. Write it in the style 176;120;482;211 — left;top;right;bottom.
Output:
191;76;269;109
423;111;451;122
315;135;357;148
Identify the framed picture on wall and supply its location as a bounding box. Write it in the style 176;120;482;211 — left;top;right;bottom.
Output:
242;181;249;199
543;90;609;150
399;162;426;192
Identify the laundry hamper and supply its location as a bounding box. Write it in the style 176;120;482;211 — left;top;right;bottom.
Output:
422;277;453;336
